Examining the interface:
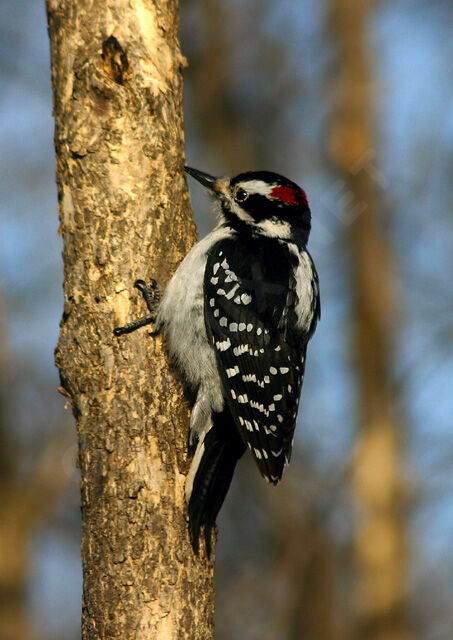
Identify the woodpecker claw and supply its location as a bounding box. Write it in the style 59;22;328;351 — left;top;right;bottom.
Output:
113;278;161;336
134;279;160;312
134;279;147;291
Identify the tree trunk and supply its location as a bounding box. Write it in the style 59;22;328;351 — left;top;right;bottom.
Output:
329;2;410;640
46;2;214;638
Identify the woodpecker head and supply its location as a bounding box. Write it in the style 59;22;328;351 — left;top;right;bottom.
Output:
185;167;312;245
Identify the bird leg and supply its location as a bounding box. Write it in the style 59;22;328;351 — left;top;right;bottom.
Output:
113;279;160;336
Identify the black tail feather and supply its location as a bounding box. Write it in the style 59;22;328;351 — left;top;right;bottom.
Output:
188;409;246;557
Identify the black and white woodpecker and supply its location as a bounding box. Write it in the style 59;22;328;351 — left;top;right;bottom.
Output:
114;167;320;555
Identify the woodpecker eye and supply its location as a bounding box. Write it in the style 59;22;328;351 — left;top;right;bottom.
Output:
235;188;248;203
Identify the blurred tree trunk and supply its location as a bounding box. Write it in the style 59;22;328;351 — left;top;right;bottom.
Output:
269;480;341;640
46;2;214;639
189;0;256;171
0;295;29;640
0;292;69;640
329;2;410;640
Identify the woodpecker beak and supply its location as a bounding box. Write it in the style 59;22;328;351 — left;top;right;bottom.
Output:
185;166;218;192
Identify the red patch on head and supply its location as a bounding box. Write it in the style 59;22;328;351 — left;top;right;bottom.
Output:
270;185;308;207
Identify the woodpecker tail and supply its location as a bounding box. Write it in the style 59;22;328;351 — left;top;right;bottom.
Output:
186;409;246;557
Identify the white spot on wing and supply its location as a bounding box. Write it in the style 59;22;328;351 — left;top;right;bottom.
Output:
216;338;231;351
233;344;249;356
225;283;240;299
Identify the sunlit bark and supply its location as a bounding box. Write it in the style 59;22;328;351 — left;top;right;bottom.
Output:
46;1;214;637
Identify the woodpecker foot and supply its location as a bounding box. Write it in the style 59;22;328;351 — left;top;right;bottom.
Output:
134;279;160;313
113;279;161;337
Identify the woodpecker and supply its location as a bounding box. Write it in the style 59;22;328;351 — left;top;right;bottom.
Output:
114;167;320;556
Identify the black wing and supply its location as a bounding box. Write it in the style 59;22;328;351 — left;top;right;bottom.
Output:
204;235;308;483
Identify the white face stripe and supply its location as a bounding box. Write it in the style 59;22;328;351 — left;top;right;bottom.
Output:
238;179;273;197
214;177;256;224
228;200;255;224
256;218;292;239
216;177;292;239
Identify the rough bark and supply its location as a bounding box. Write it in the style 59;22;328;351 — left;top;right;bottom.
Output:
329;2;410;640
46;1;214;639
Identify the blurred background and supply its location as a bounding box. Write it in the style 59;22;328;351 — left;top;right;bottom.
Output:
1;0;452;638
